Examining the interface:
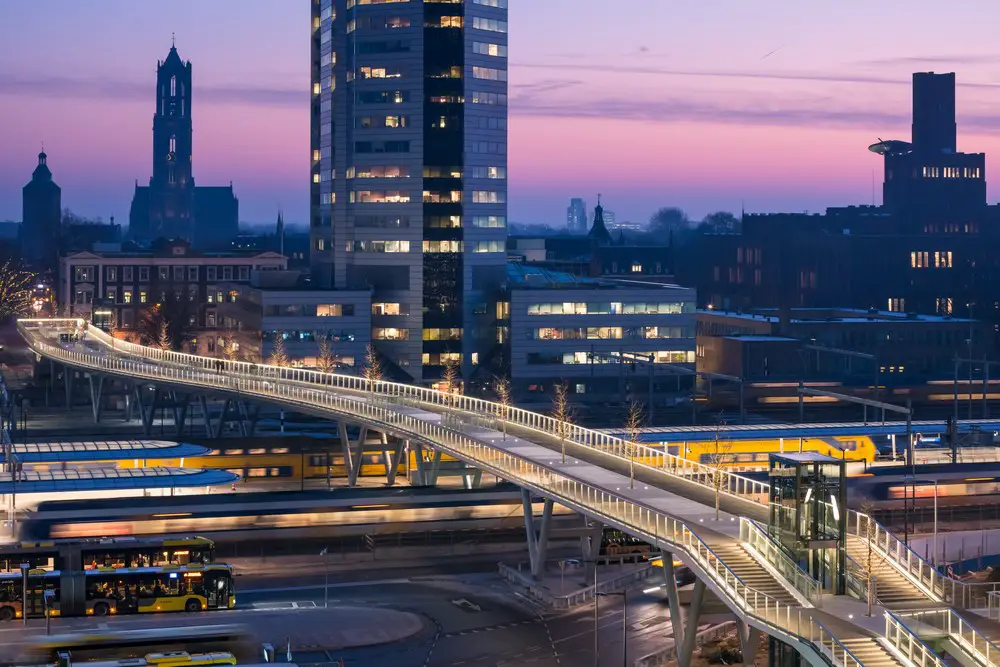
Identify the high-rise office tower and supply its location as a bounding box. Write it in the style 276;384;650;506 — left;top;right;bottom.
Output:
310;0;509;384
566;198;587;233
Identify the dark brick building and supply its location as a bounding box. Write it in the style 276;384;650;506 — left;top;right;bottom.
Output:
683;72;1000;352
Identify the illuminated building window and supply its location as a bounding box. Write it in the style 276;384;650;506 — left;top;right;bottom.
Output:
888;298;905;312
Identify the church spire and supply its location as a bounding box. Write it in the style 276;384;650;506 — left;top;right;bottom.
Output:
588;194;612;245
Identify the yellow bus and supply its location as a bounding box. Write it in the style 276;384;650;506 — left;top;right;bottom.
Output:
0;563;235;620
0;536;215;573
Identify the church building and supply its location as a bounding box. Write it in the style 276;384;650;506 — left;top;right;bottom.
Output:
129;43;238;249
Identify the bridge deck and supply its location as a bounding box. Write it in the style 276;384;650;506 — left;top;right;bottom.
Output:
19;318;956;667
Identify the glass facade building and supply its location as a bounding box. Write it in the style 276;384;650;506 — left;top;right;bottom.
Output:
310;0;509;382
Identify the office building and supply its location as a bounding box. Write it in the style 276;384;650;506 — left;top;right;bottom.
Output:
507;263;696;407
129;44;239;249
21;151;62;274
696;307;987;413
566;198;587;233
217;270;371;368
310;0;509;385
60;239;286;355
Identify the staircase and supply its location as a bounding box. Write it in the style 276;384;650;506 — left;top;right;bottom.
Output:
846;536;934;609
839;637;910;667
708;541;800;605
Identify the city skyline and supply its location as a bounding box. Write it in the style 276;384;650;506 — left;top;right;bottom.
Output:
6;1;1000;226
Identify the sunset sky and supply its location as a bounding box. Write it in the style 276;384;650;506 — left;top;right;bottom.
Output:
4;0;1000;227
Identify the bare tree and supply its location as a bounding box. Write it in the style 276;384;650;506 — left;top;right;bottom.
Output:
624;401;645;489
220;331;240;361
156;320;172;351
551;381;573;464
706;417;736;521
441;358;462;404
268;334;290;367
107;309;120;352
494;375;512;440
0;262;35;320
137;294;194;350
316;337;338;374
362;344;383;385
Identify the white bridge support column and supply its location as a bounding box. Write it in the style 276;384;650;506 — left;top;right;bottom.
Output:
135;385;160;437
383;436;406;486
735;618;761;667
338;422;368;487
462;468;483;490
676;577;707;667
521;489;555;578
171;392;190;437
87;374;105;423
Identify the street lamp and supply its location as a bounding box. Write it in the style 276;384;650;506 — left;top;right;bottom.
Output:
320;547;329;608
596;590;627;667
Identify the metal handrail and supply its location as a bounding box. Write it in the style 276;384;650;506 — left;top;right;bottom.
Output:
884;610;950;667
813;617;868;667
21;319;865;663
22;318;770;505
740;518;822;606
896;608;1000;667
849;510;943;603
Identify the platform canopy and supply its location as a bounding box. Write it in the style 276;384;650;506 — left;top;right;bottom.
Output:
1;440;209;463
0;467;237;493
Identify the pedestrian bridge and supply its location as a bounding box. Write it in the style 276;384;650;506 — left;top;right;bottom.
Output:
16;318;1000;667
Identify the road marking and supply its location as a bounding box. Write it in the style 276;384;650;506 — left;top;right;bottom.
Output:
240;578;411;594
450;598;482;612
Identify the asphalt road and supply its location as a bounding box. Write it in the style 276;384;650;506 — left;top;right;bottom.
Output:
240;565;676;667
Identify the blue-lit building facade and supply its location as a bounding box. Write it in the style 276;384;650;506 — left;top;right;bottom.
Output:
507;264;696;407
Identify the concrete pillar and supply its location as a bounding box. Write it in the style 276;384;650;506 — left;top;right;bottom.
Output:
88;374;105;423
677;578;707;667
735;618;762;667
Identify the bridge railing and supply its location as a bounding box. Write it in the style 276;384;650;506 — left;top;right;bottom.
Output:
895;608;1000;667
19;319;770;509
848;509;1000;609
849;510;944;604
21;320;853;659
884;610;950;667
740;518;822;606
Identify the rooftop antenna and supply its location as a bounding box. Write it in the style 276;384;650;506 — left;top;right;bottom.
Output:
171;32;176;48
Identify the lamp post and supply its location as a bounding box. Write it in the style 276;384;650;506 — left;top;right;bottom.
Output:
320;547;329;608
20;563;29;627
44;589;54;634
596;590;628;667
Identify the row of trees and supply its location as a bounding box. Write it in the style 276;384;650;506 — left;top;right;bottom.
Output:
648;208;741;237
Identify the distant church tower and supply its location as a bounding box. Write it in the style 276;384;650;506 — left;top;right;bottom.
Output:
22;150;62;274
130;39;238;249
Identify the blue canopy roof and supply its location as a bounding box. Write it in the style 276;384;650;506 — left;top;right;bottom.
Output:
2;440;209;463
0;467;238;493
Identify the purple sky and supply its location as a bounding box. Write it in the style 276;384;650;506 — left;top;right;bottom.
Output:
4;1;1000;227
